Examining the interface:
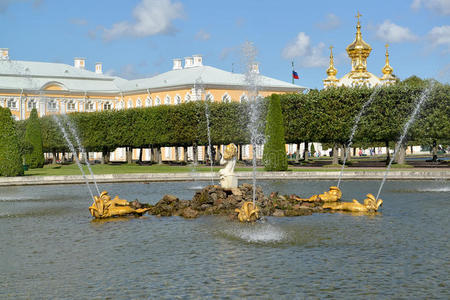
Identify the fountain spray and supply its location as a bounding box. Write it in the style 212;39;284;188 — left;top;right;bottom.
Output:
62;115;101;196
242;41;264;205
337;87;380;188
53;115;96;201
376;83;434;200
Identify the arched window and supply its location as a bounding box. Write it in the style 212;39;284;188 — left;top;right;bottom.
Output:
136;98;142;108
185;93;191;103
27;98;37;110
145;97;152;107
67;100;76;111
205;93;213;102
127;99;133;108
240;94;248;103
7;98;17;109
164;95;171;105
222;93;231;103
103;102;112;110
118;100;125;110
155;97;161;106
174;95;181;105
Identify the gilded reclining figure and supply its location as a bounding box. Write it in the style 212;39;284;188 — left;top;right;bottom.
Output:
295;186;342;203
235;201;260;222
323;193;383;212
89;191;151;219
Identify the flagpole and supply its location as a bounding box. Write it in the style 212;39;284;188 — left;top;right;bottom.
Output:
291;61;294;84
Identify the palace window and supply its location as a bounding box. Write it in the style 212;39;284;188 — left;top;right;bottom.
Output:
48;99;57;111
127;99;133;108
27;98;37;110
85;101;94;111
185;93;191;103
7;98;17;109
136;98;142;108
205;93;213;102
103;102;112;110
155;97;161;106
67;100;76;111
240;94;248;102
222;93;231;103
174;95;181;105
145;97;152;107
164;95;171;105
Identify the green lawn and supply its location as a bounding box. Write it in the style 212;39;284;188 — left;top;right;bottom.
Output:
24;163;347;176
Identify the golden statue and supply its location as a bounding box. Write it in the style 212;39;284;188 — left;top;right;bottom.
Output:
235;201;260;222
295;186;342;202
89;191;151;219
323;193;383;213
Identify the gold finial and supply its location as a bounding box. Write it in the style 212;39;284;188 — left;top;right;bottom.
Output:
382;43;393;75
355;11;362;24
326;45;337;77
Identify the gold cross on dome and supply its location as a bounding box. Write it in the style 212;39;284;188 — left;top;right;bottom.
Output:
385;43;389;49
355;11;362;22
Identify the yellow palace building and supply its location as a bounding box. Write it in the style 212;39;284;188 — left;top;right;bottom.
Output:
0;49;304;162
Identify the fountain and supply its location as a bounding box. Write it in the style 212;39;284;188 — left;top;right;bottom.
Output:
62;114;101;196
337;87;380;188
376;83;434;200
242;41;265;206
53;115;96;202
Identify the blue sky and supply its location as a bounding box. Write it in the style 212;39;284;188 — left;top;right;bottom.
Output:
1;0;449;89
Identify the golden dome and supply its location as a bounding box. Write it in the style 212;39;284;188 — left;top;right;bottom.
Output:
326;46;338;77
346;12;372;59
382;44;394;75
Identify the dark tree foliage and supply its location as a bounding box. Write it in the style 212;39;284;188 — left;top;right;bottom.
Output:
0;107;24;176
24;108;45;168
263;94;288;171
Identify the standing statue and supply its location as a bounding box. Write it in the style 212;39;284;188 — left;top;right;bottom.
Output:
219;143;238;189
89;191;151;219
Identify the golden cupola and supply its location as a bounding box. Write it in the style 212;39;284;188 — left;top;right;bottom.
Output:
326;46;338;77
346;12;372;72
381;44;394;76
323;46;339;88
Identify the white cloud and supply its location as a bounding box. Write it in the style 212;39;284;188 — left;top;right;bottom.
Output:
195;29;211;41
428;25;450;50
103;0;184;40
375;20;418;43
317;13;341;30
411;0;450;15
282;32;328;68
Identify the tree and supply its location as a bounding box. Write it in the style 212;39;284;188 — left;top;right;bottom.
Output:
0;107;24;176
263;94;288;171
24;108;45;168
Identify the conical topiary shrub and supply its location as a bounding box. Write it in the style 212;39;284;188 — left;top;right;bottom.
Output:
24;108;45;168
263;94;288;171
0;107;24;176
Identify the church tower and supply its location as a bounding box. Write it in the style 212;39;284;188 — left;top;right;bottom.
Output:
323;12;396;88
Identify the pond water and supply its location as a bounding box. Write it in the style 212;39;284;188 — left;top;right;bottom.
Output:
1;180;449;299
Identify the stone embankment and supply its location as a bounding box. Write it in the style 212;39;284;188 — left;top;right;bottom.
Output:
0;170;449;186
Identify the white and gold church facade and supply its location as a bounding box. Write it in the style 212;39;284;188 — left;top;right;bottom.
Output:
323;13;396;89
0;49;304;162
